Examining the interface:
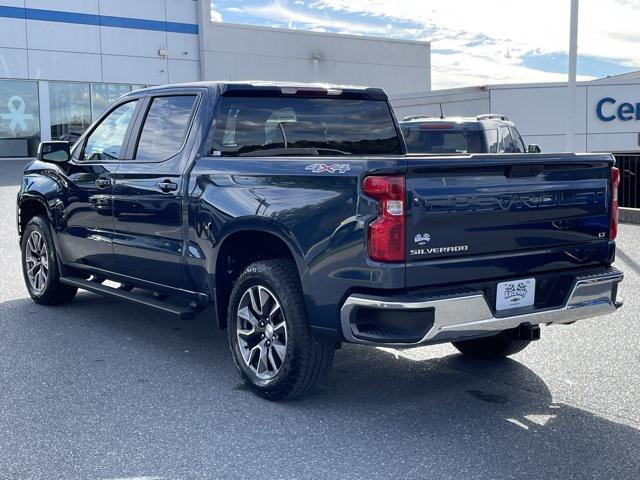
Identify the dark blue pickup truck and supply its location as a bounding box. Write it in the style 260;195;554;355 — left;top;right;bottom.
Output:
17;82;623;400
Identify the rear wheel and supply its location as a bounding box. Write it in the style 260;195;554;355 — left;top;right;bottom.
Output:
21;215;77;305
452;333;530;359
227;259;334;400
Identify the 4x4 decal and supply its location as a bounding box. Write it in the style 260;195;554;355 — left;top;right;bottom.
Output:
305;163;351;174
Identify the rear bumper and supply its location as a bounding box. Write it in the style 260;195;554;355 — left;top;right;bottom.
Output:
340;267;623;346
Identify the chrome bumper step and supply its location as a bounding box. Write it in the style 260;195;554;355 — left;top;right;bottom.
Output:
340;268;623;346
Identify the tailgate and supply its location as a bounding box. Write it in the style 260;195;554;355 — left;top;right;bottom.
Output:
405;153;615;288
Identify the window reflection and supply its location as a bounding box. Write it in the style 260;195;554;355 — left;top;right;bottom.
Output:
0;79;40;157
50;82;91;144
91;84;132;121
135;95;196;161
498;126;516;153
486;129;498;153
211;97;402;156
83;101;137;161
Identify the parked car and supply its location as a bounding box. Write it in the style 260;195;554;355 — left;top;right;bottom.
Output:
400;114;541;154
17;82;622;400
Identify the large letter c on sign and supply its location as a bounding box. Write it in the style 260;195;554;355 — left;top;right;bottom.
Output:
596;97;616;121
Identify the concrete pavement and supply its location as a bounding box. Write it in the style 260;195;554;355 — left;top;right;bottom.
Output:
1;161;639;479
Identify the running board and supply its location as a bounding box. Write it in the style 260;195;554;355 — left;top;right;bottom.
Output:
60;277;199;319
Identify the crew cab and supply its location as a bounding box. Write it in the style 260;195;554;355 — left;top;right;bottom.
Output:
400;114;541;154
17;82;623;400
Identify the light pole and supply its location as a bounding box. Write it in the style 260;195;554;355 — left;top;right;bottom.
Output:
566;0;579;152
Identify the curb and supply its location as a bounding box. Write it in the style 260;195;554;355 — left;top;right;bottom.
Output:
620;207;640;225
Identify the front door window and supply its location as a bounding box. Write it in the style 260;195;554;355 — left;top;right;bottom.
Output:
82;101;138;161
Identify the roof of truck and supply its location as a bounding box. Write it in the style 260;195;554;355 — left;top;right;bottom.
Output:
130;80;388;98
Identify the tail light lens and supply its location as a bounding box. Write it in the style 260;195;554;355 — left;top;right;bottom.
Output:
610;166;620;240
363;176;405;262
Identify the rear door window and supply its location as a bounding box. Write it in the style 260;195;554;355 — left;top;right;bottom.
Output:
510;127;526;153
485;129;498;153
134;95;196;161
498;126;516;153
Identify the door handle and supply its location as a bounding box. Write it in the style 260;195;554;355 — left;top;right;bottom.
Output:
95;178;112;188
157;180;178;192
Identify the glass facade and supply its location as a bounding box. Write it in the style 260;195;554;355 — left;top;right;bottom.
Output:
91;83;132;121
0;79;146;156
49;82;91;143
0;80;40;157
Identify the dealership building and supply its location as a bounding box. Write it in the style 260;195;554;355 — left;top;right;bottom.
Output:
391;71;640;155
2;0;638;206
0;0;431;157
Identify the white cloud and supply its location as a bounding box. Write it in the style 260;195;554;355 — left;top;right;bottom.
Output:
309;0;639;88
211;2;223;23
226;0;394;35
431;52;593;90
210;0;638;89
312;0;640;62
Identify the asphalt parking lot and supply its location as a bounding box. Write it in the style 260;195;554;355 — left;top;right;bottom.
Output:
1;160;639;480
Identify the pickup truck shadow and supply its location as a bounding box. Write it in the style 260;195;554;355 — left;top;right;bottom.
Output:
2;292;639;479
0;160;29;188
616;247;640;276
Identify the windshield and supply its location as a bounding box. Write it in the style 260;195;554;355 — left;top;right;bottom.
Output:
402;126;486;154
210;95;403;156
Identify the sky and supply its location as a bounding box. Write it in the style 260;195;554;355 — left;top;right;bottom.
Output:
210;0;640;90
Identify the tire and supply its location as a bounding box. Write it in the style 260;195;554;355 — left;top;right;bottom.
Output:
452;332;531;359
21;215;77;305
227;259;334;400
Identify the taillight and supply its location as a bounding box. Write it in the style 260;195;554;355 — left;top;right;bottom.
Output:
610;166;620;240
363;176;405;262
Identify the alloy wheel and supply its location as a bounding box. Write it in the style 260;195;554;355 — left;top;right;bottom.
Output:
25;230;49;294
236;285;288;380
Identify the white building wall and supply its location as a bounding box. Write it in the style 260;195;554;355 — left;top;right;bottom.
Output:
200;22;430;95
490;85;589;153
0;0;200;84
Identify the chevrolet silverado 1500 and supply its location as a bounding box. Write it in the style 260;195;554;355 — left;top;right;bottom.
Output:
17;82;623;400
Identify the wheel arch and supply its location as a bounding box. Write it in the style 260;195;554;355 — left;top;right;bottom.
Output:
18;195;51;241
213;224;305;329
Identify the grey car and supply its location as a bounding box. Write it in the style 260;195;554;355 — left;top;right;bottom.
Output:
400;114;541;154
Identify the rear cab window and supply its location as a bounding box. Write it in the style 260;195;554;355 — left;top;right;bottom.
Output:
209;94;403;156
498;126;516;153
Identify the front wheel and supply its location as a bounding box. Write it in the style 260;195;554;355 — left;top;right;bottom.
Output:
452;333;531;359
227;259;334;400
21;215;77;305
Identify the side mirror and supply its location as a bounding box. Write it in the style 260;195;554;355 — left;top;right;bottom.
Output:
37;141;71;163
527;144;541;153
